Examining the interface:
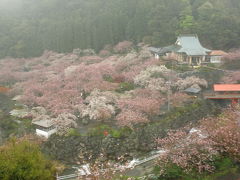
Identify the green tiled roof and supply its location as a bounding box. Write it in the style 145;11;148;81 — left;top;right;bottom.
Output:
156;34;211;56
176;34;211;56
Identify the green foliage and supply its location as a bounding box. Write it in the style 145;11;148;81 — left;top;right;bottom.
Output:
178;67;224;87
0;115;18;137
209;156;239;179
165;62;192;72
153;163;185;179
0;138;57;180
116;82;135;93
1;0;240;58
103;74;114;83
195;67;224;86
88;124;111;137
179;15;197;34
155;99;220;130
67;128;82;137
88;125;132;138
205;63;216;68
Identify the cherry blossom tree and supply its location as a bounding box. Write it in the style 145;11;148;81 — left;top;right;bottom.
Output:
99;50;111;57
0;46;208;132
175;76;208;90
117;97;163;116
223;49;240;61
116;109;149;127
157;129;217;175
156;106;240;176
221;71;240;83
113;41;133;54
53;113;78;135
171;92;191;107
134;65;172;92
200;107;240;161
77;89;117;121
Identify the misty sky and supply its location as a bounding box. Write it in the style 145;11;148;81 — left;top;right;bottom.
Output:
0;0;22;10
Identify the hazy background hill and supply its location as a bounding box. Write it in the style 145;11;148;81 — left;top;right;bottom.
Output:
0;0;240;58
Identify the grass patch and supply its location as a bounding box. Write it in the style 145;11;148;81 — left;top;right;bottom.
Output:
67;128;82;137
87;124;132;138
115;82;135;93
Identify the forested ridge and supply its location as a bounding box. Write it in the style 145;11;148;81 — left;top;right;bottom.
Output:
0;0;240;58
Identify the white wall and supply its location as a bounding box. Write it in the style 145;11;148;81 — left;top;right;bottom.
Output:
36;128;57;138
210;56;222;63
154;54;159;59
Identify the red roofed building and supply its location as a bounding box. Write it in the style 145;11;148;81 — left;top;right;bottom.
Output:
214;84;240;92
208;50;228;63
205;84;240;105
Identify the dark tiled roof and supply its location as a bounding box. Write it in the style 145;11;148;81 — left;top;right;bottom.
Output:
148;47;161;53
184;87;201;94
158;44;181;55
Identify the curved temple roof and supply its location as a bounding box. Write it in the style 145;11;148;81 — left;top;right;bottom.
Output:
149;34;211;56
176;34;211;56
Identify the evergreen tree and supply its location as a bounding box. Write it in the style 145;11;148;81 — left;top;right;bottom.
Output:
0;138;58;180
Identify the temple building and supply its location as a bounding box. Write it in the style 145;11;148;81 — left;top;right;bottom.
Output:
149;34;226;66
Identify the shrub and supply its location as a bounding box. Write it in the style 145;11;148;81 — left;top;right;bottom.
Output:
88;125;132;138
116;109;149;127
116;82;135;93
0;138;59;180
222;60;240;70
103;74;114;82
67;128;81;137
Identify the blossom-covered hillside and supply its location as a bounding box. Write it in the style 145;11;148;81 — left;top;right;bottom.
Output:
0;42;208;134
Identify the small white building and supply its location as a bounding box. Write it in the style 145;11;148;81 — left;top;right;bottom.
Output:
208;50;228;63
32;120;57;138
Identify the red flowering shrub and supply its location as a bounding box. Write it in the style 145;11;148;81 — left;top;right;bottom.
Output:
0;86;10;93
